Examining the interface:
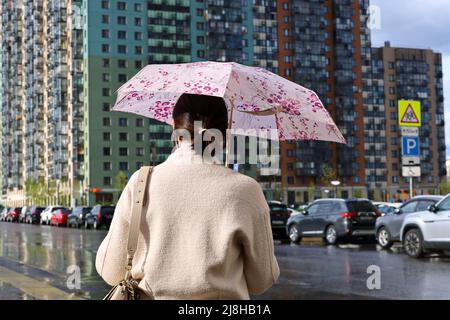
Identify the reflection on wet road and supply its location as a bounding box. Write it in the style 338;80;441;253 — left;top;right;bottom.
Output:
1;222;450;300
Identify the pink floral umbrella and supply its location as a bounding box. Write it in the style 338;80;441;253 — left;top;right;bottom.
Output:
113;61;346;144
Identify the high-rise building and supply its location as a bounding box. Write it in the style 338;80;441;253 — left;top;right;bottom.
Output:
371;42;446;200
0;1;446;207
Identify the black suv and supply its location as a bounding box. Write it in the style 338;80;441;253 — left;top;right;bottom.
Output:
268;201;291;243
67;206;92;228
85;205;115;230
286;199;381;245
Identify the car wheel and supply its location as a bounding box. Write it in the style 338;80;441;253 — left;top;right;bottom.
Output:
377;227;393;249
289;225;301;244
325;225;338;245
403;229;424;258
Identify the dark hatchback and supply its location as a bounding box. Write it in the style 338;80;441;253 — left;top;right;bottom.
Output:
85;205;115;230
268;201;291;243
24;206;45;224
67;206;92;228
286;199;381;245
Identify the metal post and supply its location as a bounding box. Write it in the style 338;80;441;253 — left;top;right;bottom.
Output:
409;177;413;199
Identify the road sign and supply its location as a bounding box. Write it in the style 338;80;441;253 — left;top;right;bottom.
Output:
399;100;421;127
402;166;421;177
402;156;420;166
401;136;420;157
400;127;419;137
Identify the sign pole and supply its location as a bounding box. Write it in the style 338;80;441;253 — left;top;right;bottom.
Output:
409;177;413;199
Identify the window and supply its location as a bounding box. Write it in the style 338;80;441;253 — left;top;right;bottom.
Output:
135;46;142;54
283;28;290;36
103;147;111;156
136;147;144;156
103;177;112;186
101;29;109;38
102;58;110;67
119;118;128;127
197;36;205;44
102;73;110;82
119;132;128;141
388;62;395;69
135;60;143;69
197;50;205;58
118;30;127;39
118;74;127;83
287;149;294;157
282;2;289;10
102;88;110;97
103;162;112;171
284;55;292;63
103;132;111;141
136;162;143;170
119;147;128;156
437;196;450;211
102;15;109;24
117;16;126;25
306;203;320;215
103;117;111;126
196;8;204;16
196;22;204;30
400;201;418;214
119;162;129;171
287;176;294;184
101;0;109;9
389;99;395;107
118;60;128;68
135;32;142;40
102;103;110;112
101;44;110;53
136;133;144;141
134;3;142;11
416;200;435;211
135;17;142;26
284;68;292;77
282;15;290;23
118;45;127;54
136;118;144;127
117;1;126;10
389;87;396;94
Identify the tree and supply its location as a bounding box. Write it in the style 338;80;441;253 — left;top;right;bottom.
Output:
115;171;129;194
439;180;450;195
320;164;337;186
25;177;40;205
353;189;363;198
307;181;316;203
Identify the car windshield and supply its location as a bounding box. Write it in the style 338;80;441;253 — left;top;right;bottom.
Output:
346;201;377;212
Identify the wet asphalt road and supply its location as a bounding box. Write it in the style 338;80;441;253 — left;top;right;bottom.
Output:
1;221;450;300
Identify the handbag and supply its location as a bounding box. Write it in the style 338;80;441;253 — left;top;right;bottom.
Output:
103;166;154;300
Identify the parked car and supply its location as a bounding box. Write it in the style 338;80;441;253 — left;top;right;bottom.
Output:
85;205;115;230
286;198;381;245
40;206;64;225
24;206;46;224
375;196;443;249
50;208;72;227
0;207;9;221
19;206;30;223
268;201;291;243
6;207;22;222
67;206;92;228
400;194;450;258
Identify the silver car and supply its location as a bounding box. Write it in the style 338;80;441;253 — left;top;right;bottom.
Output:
400;194;450;258
375;196;443;249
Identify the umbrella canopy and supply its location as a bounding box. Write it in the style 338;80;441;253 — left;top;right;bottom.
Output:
113;61;345;144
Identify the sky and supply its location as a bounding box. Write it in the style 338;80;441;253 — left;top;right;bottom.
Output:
370;0;450;157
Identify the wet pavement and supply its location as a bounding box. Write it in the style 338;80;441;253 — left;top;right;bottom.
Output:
1;221;450;300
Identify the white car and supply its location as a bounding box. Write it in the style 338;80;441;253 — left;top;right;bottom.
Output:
40;206;64;225
400;195;450;258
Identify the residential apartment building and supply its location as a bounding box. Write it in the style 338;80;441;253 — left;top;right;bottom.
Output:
0;1;446;206
371;42;446;200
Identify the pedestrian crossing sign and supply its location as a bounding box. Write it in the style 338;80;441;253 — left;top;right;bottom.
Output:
398;100;421;127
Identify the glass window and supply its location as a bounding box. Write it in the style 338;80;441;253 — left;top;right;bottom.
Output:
136;133;144;141
136;147;144;156
102;58;110;67
416;200;436;212
437;196;450;211
103;147;111;156
102;103;110;111
119;132;128;141
118;74;127;82
103;132;111;141
400;201;418;214
102;15;109;24
118;16;126;25
307;203;320;215
118;30;127;39
103;177;112;186
101;0;109;9
117;1;126;10
102;117;111;126
119;162;128;171
102;88;110;97
136;118;144;127
134;3;142;11
119;118;128;127
103;162;112;171
101;44;110;53
101;29;109;38
119;148;128;156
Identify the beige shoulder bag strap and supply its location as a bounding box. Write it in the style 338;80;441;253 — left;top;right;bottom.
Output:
125;166;153;280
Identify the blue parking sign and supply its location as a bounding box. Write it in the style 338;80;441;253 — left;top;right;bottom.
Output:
402;136;420;157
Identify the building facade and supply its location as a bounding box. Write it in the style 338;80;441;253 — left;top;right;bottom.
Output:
0;1;446;206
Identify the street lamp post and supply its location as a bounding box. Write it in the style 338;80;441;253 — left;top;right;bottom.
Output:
331;180;341;198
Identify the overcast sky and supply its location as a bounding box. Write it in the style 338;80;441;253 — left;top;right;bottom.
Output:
370;0;450;157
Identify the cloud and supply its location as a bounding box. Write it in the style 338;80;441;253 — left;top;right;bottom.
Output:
371;0;450;158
